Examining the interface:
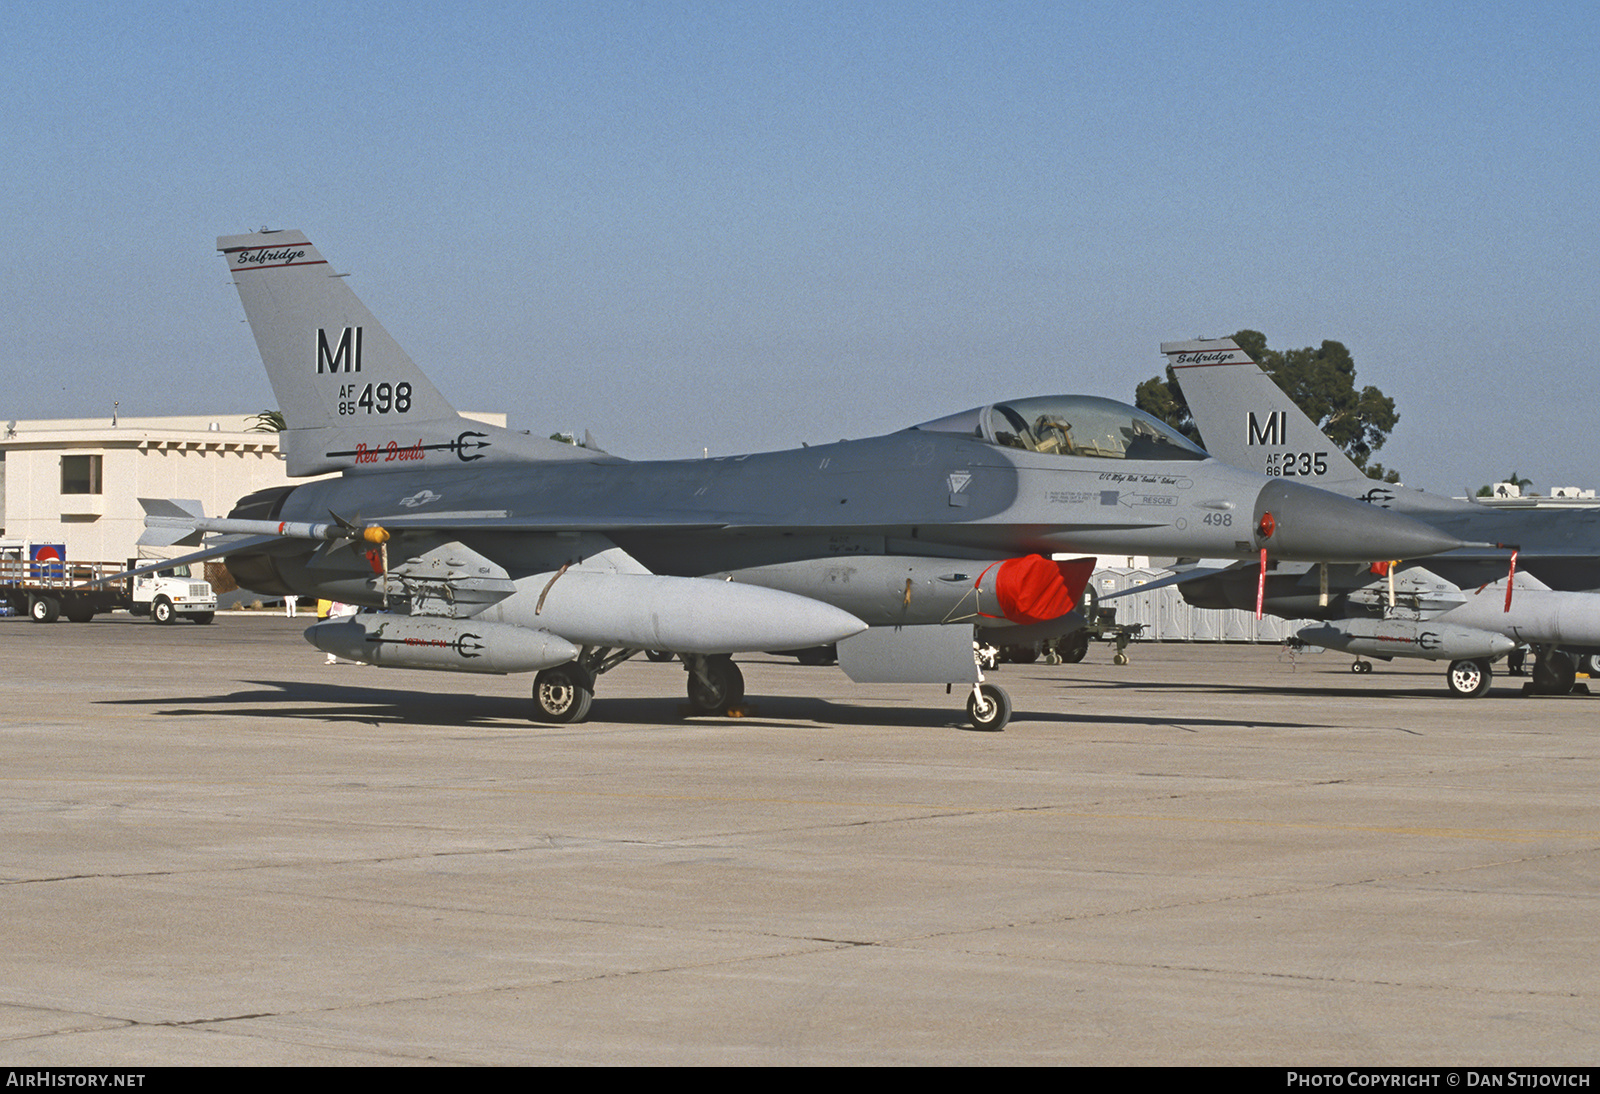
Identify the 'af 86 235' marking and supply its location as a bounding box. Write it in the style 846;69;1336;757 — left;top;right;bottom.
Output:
338;382;412;416
1266;451;1327;477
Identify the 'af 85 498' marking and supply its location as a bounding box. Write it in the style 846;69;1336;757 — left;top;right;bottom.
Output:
338;382;413;416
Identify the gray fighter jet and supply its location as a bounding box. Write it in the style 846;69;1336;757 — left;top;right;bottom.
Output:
1165;338;1600;697
140;232;1464;730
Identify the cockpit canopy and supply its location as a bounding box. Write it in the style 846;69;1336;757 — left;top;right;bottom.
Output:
912;395;1208;461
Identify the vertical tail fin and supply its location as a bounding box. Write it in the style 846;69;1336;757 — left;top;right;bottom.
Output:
1162;338;1368;488
218;229;611;475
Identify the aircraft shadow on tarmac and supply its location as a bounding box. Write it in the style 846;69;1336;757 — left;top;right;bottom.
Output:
97;676;1340;733
1061;670;1593;704
101;680;1020;731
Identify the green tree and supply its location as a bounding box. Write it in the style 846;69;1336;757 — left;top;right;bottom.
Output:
1136;330;1401;482
247;409;286;432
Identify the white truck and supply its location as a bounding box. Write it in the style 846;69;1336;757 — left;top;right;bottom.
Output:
0;543;217;623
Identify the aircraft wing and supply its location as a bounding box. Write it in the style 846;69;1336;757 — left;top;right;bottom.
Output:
140;496;736;544
88;535;285;587
371;512;731;534
1094;560;1241;600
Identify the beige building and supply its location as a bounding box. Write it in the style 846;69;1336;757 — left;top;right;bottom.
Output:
0;414;293;563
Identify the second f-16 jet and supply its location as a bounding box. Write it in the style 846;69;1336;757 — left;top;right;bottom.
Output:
1165;338;1600;697
141;232;1465;729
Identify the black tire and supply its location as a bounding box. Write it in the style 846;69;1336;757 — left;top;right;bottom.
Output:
189;612;215;625
687;656;744;714
532;665;594;723
152;598;174;625
1058;630;1089;664
644;649;675;663
64;605;96;624
1446;659;1492;698
30;596;60;624
794;645;836;666
1002;644;1040;664
967;683;1012;731
1533;651;1576;695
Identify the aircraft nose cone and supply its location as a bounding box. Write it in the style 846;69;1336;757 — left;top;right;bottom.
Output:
1253;480;1462;562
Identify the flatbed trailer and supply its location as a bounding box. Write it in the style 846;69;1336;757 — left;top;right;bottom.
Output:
0;558;216;624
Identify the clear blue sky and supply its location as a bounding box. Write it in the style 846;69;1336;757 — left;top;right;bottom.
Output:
4;1;1596;495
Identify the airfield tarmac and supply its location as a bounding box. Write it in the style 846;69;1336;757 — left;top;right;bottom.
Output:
0;613;1596;1067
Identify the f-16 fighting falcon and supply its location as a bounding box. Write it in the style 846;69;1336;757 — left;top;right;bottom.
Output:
139;232;1464;730
1166;337;1600;698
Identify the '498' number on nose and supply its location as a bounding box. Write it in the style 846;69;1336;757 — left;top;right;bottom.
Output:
338;382;413;416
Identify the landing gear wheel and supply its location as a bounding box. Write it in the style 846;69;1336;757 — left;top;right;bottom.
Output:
1533;651;1576;695
1059;630;1089;664
644;649;674;663
967;683;1012;731
152;598;174;625
64;605;95;624
1112;651;1129;666
532;665;595;723
1446;659;1492;698
29;596;59;624
687;657;744;715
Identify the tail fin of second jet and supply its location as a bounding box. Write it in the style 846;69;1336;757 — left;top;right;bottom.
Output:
1162;338;1368;489
218;229;613;476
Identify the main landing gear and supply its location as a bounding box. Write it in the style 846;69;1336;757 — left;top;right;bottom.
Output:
528;649;750;723
1443;648;1583;699
1446;658;1492;698
532;663;595;723
1531;649;1577;696
684;654;745;716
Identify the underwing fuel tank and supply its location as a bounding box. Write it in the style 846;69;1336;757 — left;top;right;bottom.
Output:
490;571;870;655
307;616;581;673
1434;583;1600;649
715;554;1095;633
1297;618;1517;662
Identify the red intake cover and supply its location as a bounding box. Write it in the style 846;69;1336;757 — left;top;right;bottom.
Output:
993;555;1095;625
